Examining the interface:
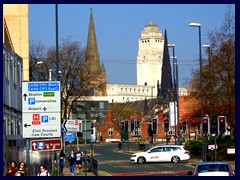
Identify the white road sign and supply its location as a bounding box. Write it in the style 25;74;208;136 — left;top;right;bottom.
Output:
63;119;82;132
22;81;61;138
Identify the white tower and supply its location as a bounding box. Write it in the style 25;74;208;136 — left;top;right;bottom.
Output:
136;22;164;89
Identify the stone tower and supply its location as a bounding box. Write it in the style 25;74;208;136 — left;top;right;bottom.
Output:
83;8;106;96
136;21;164;92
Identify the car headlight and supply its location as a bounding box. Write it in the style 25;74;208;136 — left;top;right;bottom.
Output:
131;154;137;157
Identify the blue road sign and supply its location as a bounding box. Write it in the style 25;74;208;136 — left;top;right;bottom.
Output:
65;132;75;142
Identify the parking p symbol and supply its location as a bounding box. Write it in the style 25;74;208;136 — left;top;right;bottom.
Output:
28;98;35;105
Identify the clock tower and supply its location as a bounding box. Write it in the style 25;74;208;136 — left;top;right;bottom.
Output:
136;22;164;89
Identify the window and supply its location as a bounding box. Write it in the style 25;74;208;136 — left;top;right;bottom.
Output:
108;128;113;136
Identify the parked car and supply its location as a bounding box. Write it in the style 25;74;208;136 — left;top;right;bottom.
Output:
187;161;235;176
130;145;190;164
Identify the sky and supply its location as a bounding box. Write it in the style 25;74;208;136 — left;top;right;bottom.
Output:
28;4;235;88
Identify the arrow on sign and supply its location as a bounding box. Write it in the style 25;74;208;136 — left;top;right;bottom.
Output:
24;123;31;128
23;94;27;101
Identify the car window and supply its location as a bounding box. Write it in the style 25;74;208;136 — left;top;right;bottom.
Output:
172;147;181;151
151;147;160;152
197;164;229;172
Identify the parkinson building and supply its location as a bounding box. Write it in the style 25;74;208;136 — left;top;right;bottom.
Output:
84;9;188;104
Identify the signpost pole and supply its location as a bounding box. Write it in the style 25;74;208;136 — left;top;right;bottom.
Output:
26;138;30;176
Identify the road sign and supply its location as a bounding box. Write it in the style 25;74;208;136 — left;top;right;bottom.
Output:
31;138;62;151
65;132;75;142
63;119;82;132
22;81;61;138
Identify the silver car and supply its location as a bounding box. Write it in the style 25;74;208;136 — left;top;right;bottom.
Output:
130;145;190;164
188;161;235;176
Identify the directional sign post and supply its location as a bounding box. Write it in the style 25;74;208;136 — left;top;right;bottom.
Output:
31;138;62;151
22;81;61;138
63;119;82;132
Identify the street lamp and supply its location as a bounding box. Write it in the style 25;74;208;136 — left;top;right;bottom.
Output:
189;22;205;162
202;44;211;117
168;44;177;145
151;85;155;117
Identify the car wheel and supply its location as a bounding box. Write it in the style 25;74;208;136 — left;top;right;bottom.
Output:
137;157;146;164
171;156;180;163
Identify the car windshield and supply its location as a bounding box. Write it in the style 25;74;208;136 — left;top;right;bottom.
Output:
197;164;229;173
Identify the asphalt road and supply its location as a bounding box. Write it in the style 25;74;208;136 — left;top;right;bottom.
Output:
76;143;195;176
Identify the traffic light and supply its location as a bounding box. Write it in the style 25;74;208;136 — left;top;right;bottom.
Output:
121;120;125;131
124;120;129;131
182;122;187;132
202;117;210;134
152;118;157;131
218;116;227;134
131;120;135;131
164;119;169;132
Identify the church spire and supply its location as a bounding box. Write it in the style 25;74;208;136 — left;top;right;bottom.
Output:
85;8;101;74
160;29;173;103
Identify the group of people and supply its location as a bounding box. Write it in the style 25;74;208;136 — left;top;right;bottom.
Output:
6;161;28;176
6;160;50;176
6;147;84;176
68;147;84;176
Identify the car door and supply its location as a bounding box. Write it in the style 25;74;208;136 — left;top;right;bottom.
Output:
147;147;162;162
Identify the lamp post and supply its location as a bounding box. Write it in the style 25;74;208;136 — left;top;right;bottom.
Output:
168;44;177;145
202;44;211;117
151;85;155;117
189;22;205;162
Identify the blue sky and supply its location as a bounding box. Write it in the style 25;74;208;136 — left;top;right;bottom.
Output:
29;4;235;88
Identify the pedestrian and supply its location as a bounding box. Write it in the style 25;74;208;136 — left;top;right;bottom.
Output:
15;161;28;176
37;165;50;176
68;150;76;176
75;147;83;175
59;149;65;176
6;160;17;176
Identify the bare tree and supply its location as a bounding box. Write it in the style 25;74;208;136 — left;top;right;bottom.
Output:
29;38;105;121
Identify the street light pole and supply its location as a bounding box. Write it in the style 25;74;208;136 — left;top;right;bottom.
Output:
168;44;177;145
151;85;155;117
202;44;211;118
189;23;205;162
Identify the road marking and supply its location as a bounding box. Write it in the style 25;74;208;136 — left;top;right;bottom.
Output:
98;171;112;176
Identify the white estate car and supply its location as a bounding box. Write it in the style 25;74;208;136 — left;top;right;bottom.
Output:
130;145;190;164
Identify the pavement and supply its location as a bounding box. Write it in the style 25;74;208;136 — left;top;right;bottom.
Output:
61;149;235;176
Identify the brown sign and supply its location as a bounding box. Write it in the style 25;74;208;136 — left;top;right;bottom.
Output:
31;138;62;151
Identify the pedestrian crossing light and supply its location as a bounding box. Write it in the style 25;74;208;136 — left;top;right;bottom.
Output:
218;116;227;134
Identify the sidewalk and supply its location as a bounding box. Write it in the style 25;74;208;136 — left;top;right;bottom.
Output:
62;166;96;176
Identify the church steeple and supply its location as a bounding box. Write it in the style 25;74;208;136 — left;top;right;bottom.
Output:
160;29;173;103
85;8;101;74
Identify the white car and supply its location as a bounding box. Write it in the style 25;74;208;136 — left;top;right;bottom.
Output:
188;161;235;176
130;145;190;164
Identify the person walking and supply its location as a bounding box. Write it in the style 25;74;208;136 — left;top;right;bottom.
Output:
37;165;50;176
75;147;83;175
59;149;65;176
15;161;28;176
6;160;17;176
68;150;76;176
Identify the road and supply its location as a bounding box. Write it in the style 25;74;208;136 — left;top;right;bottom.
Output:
72;143;195;176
